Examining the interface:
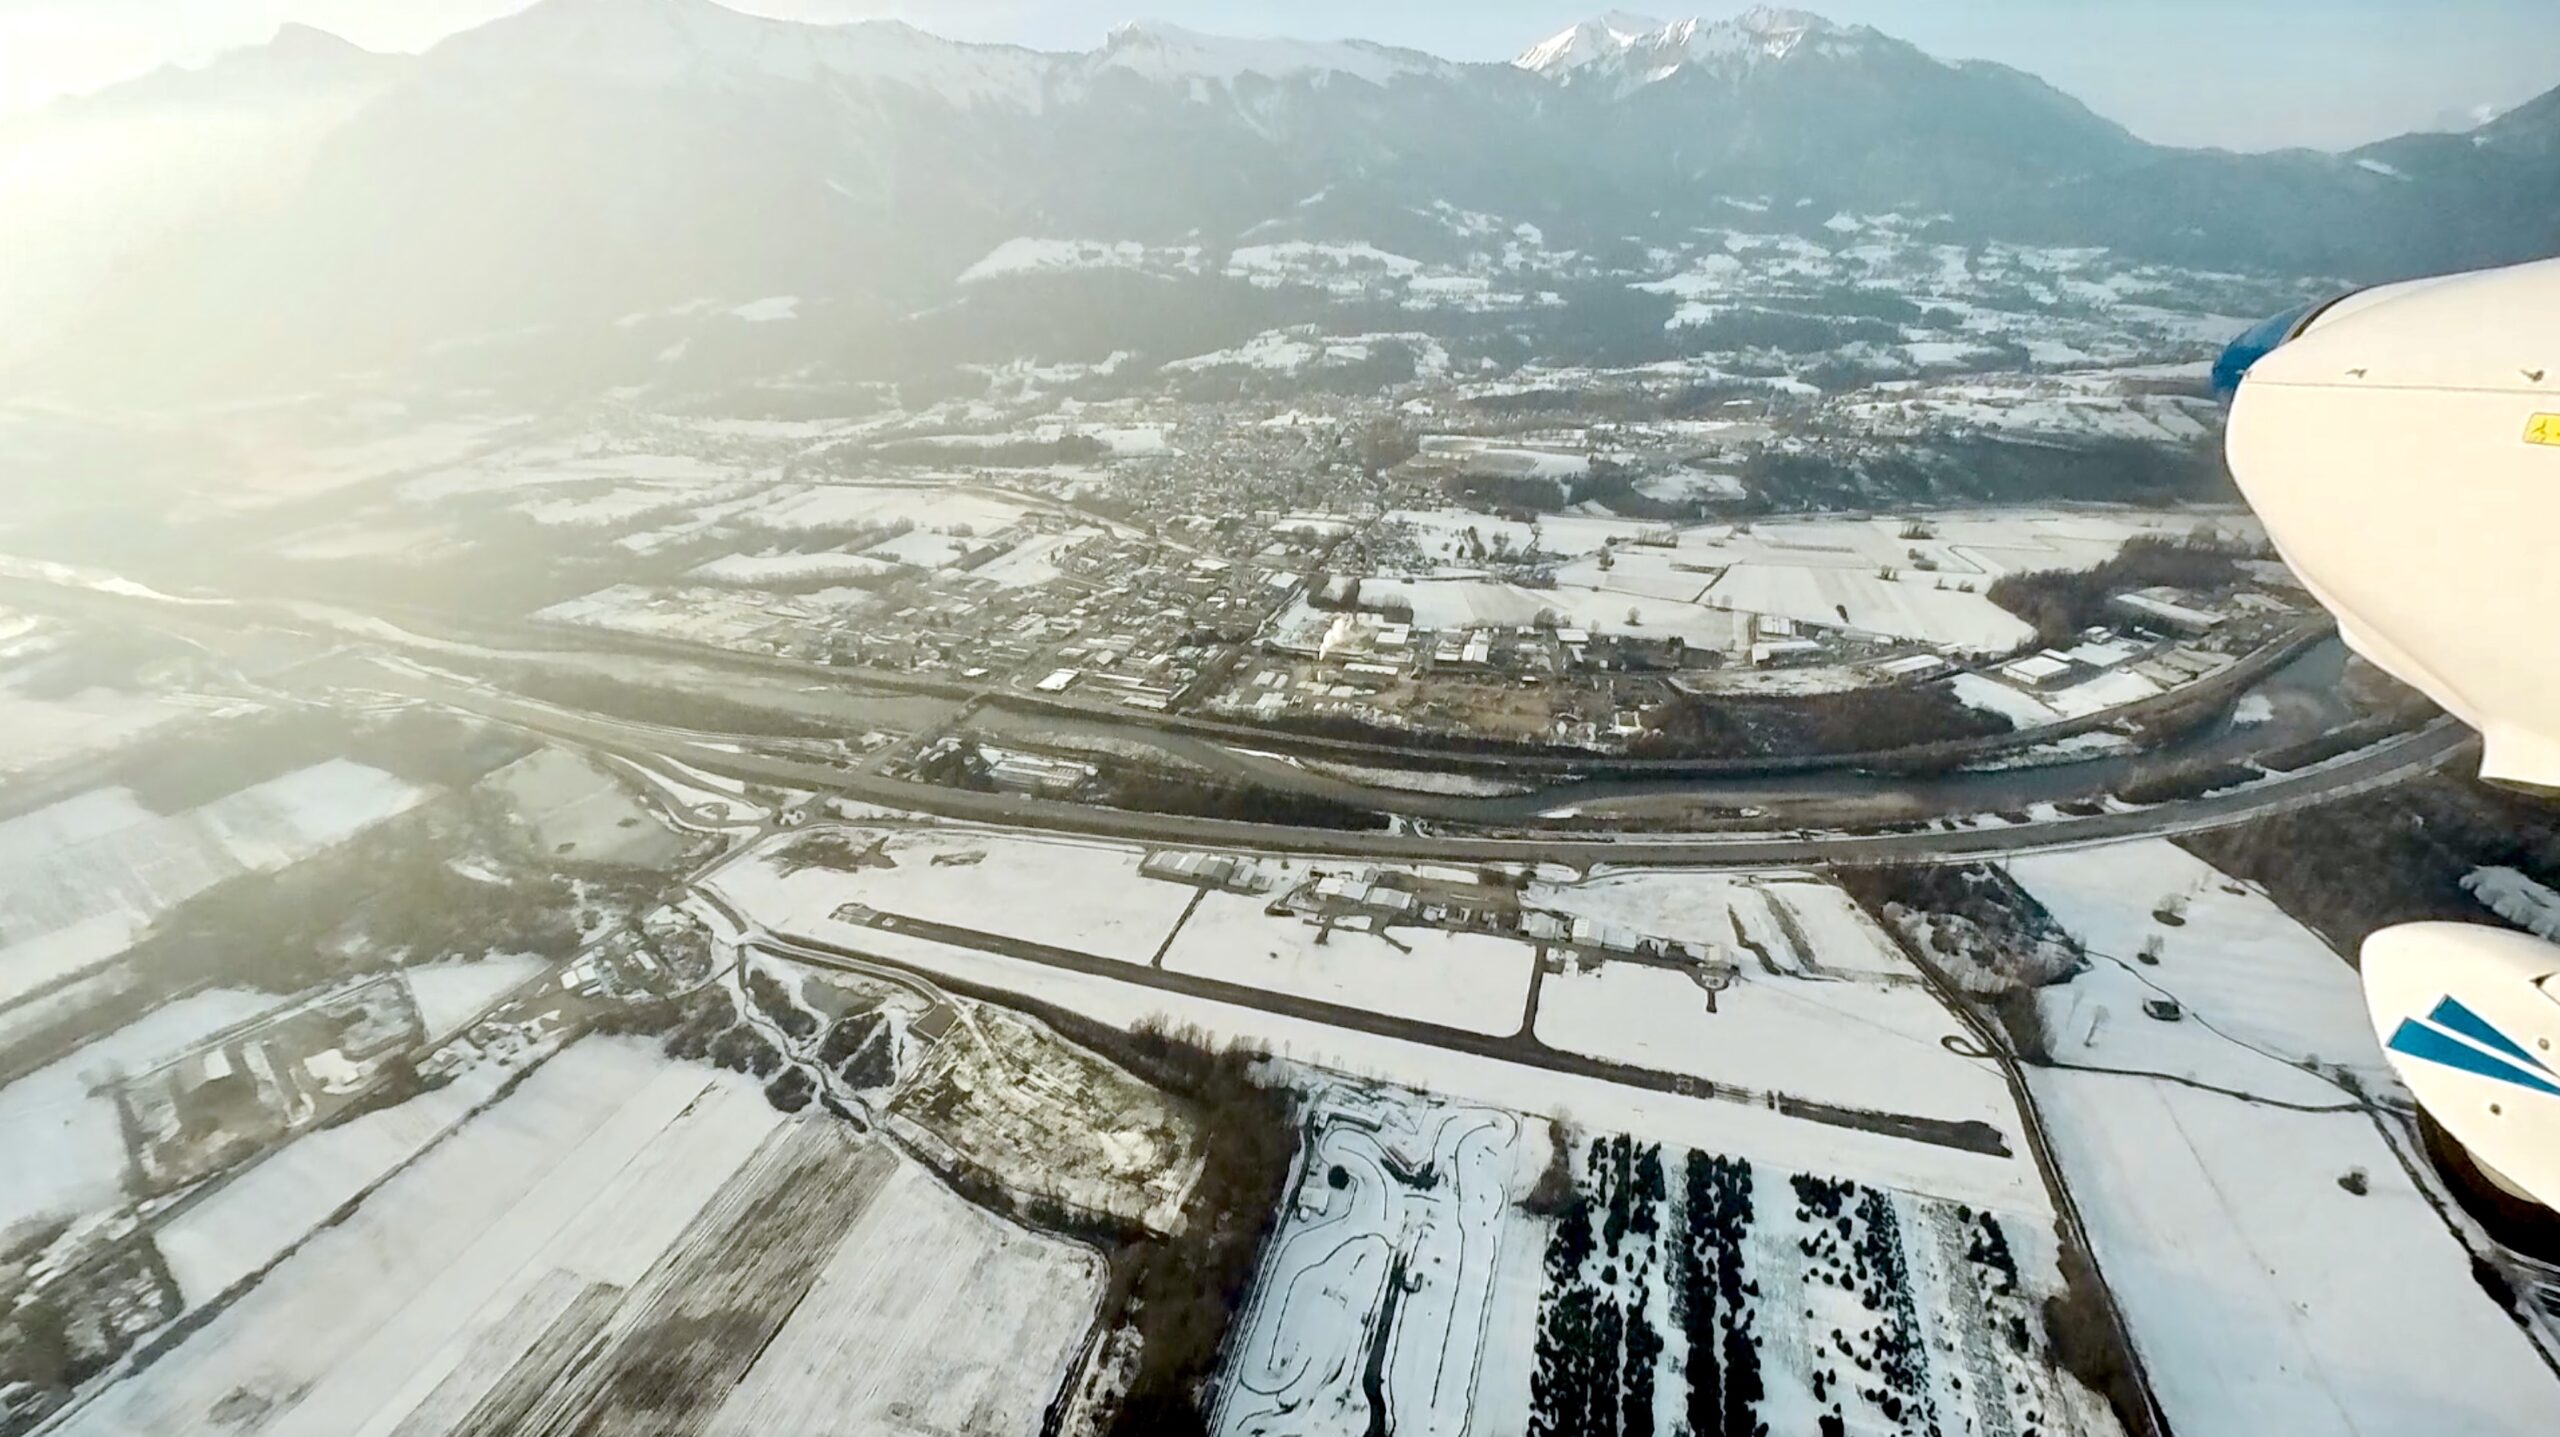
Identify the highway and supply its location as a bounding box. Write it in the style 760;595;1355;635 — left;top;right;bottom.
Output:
0;561;2470;866
337;650;2472;869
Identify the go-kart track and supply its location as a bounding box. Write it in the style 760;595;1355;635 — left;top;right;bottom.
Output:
1213;1090;1534;1437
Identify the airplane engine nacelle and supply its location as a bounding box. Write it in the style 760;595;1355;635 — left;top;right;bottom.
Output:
2224;258;2560;790
2365;923;2560;1215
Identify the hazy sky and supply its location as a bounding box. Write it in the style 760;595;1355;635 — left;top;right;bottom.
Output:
4;0;2552;150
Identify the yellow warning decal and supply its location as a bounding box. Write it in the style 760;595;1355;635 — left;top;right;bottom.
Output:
2531;413;2560;447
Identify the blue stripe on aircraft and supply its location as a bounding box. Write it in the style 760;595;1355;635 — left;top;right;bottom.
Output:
2425;997;2553;1074
2389;1018;2560;1097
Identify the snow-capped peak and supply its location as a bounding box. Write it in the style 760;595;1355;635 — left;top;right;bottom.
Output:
1514;12;1670;77
1094;19;1444;86
1516;7;1860;85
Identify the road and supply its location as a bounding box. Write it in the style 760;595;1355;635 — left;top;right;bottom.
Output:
0;563;2463;864
347;652;2471;868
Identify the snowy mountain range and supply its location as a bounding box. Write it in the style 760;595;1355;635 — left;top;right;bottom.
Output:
3;0;2554;394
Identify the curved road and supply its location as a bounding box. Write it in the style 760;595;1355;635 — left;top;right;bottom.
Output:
353;656;2472;868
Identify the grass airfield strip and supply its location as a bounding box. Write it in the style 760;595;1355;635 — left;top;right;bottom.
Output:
709;839;2045;1213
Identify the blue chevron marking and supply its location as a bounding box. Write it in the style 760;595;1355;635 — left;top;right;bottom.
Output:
2389;1018;2560;1097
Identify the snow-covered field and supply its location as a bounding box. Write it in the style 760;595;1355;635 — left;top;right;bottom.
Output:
2464;866;2560;942
958;236;1206;284
405;954;553;1038
688;549;901;586
62;1036;1104;1437
2034;1072;2560;1436
1834;370;2223;445
1357;576;1749;650
733;482;1031;536
483;746;687;868
1367;506;2239;657
533;581;874;646
2006;841;2393;1092
1999;839;2560;1434
722;828;1194;965
153;1049;533;1305
1161;888;1537;1037
0;678;212;781
1534;951;2018;1152
700;1152;1103;1436
714;838;2049;1212
1215;1082;1544;1437
0;990;288;1238
0;762;426;1009
1704;562;2031;652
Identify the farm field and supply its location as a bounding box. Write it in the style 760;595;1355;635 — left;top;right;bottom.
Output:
1533;959;2020;1152
712;840;2050;1212
1375;506;2253;656
0;990;288;1237
0;761;426;1009
738;828;1195;967
1999;837;2560;1435
56;1036;1106;1437
481;746;689;869
2005;841;2395;1091
2033;1071;2560;1437
1160;887;1538;1038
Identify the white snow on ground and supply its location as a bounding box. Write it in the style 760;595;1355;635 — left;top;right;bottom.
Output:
1705;563;2034;653
700;1153;1104;1436
2007;838;2560;1434
0;681;209;781
1963;730;2139;771
688;550;900;586
957;237;1201;283
969;531;1081;588
2041;666;2165;719
2006;841;2395;1093
534;582;875;647
1357;576;1748;650
723;829;1193;965
0;991;286;1237
715;851;2048;1213
2035;1072;2560;1437
1160;888;1536;1038
734;481;1030;535
517;483;702;529
1374;508;2226;658
404;955;552;1038
1951;671;2060;727
1227;241;1424;279
1416;434;1590;478
613;756;770;828
0;763;425;1008
1168;329;1448;377
2230;693;2275;726
155;1054;531;1306
1535;960;2020;1149
2464;866;2560;943
61;1040;788;1437
1215;1083;1542;1437
1762;878;1928;979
